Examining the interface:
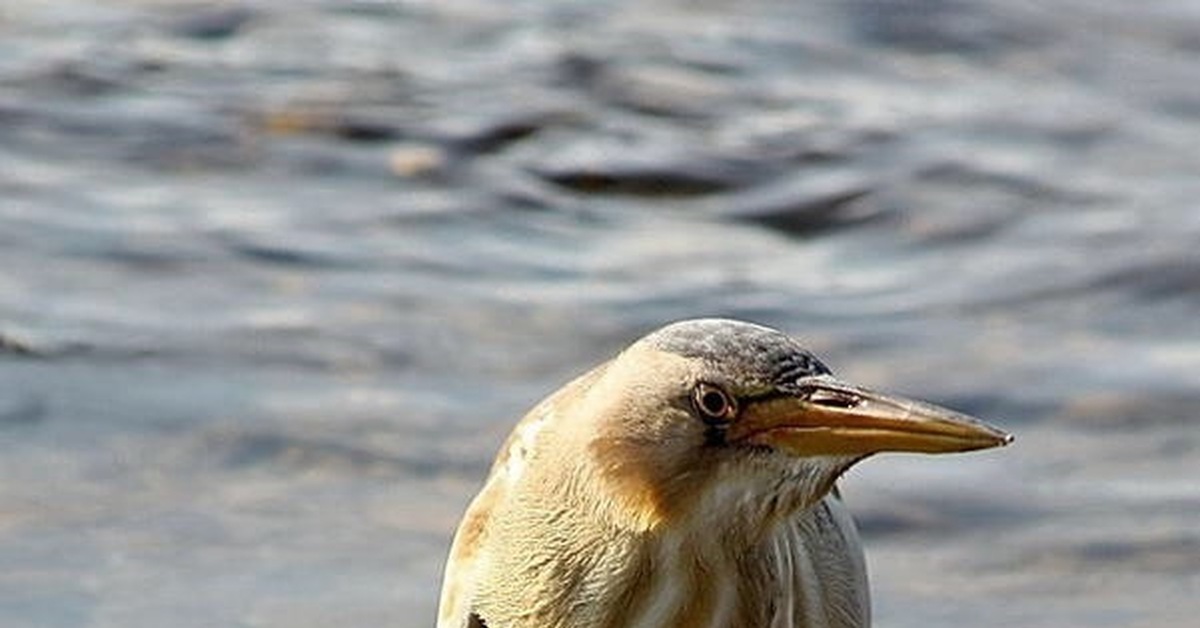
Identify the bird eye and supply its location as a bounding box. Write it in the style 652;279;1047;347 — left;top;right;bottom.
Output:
693;383;736;423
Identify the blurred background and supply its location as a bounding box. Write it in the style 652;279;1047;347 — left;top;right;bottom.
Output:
1;1;1198;626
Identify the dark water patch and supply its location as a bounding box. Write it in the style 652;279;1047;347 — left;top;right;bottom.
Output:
218;233;365;270
448;114;557;155
743;126;897;166
70;243;200;273
842;0;1050;57
12;342;154;364
555;51;606;88
720;171;880;237
2;100;250;170
322;1;409;18
540;168;732;197
0;103;31;130
854;493;1037;538
227;242;344;268
898;205;1014;245
332;114;405;143
251;100;424;145
969;112;1119;152
199;429;487;479
0;396;47;427
533;150;755;198
935;393;1056;428
1013;536;1200;575
915;161;1065;201
121;126;252;171
30;60;131;97
962;254;1200;313
217;328;415;372
885;163;1062;245
1077;537;1200;573
488;173;574;212
125;509;233;546
853;506;942;538
167;4;257;41
1;331;409;374
134;329;419;374
1093;257;1200;302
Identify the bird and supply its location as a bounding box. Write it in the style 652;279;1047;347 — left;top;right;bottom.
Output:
437;318;1011;628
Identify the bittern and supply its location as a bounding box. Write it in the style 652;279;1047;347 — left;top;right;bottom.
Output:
438;319;1011;628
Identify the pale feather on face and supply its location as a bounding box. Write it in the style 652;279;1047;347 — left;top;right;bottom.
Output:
575;324;859;538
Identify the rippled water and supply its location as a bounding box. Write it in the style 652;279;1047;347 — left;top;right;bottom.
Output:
1;1;1198;626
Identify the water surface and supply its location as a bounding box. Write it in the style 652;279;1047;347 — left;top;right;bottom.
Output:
1;1;1198;626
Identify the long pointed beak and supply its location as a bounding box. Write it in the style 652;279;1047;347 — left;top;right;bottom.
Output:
728;376;1013;456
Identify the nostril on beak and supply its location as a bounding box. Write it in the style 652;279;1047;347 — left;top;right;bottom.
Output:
807;390;860;409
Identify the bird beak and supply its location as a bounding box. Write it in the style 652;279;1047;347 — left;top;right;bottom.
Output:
729;376;1013;456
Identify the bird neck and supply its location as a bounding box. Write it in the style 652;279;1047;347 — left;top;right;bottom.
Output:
496;492;860;628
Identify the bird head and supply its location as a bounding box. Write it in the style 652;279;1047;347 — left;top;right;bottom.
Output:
571;319;1012;536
